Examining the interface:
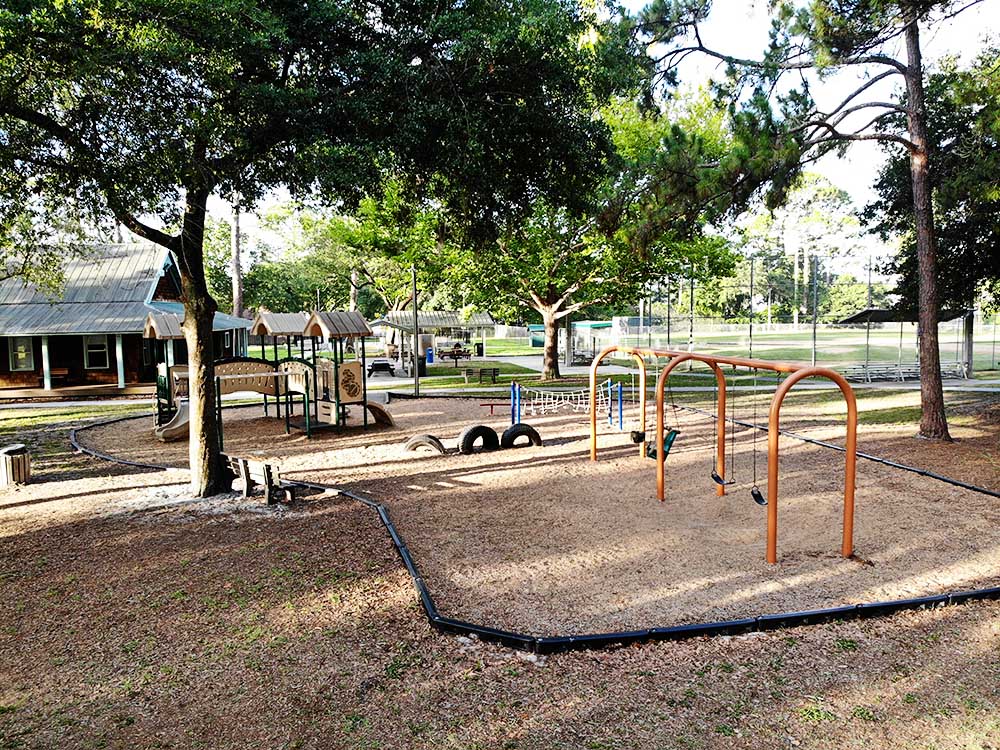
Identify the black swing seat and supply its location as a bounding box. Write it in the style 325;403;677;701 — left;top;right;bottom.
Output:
750;486;767;506
645;429;680;460
710;470;736;487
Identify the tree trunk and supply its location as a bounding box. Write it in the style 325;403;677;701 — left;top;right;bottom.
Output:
904;7;951;440
176;186;231;495
231;200;244;318
540;306;561;380
349;268;359;312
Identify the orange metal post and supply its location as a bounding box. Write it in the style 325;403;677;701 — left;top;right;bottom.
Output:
766;367;858;563
711;363;727;497
655;353;693;500
589;347;648;460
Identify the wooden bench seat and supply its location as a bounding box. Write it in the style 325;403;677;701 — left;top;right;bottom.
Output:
224;453;294;505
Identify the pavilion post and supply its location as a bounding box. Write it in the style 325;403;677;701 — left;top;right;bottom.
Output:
115;334;125;388
41;335;51;391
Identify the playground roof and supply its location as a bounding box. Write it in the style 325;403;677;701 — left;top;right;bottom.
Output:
303;311;373;339
143;305;252;340
384;310;494;331
249;311;310;337
838;307;971;324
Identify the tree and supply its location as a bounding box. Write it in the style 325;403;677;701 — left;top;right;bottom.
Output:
459;92;793;379
2;0;633;494
641;0;987;439
867;47;1000;312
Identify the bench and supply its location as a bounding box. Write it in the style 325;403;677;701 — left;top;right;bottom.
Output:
367;359;395;377
224;454;294;505
844;361;969;383
464;367;501;384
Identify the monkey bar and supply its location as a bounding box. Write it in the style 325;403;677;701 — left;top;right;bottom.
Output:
589;346;858;564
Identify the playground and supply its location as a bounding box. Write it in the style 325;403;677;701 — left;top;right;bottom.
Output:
4;375;1000;747
70;383;1000;637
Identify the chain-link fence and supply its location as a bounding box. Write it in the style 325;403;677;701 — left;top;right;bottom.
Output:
563;277;998;374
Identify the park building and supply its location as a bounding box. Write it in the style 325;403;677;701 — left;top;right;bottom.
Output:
0;243;250;393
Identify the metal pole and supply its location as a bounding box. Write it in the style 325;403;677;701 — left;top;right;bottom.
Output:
412;265;419;397
749;257;755;359
687;265;694;371
992;311;997;369
666;277;672;348
811;255;818;366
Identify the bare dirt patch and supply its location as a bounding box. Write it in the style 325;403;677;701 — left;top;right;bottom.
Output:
2;396;999;748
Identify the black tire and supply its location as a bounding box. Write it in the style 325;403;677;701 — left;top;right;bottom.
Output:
500;423;542;449
404;434;447;455
458;425;500;454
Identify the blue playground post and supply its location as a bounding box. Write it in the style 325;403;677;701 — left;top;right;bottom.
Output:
510;381;521;425
617;382;623;431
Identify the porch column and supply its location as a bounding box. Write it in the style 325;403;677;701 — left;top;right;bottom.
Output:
41;335;51;390
166;340;175;367
115;334;125;388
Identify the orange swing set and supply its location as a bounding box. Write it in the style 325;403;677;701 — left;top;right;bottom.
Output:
588;346;859;564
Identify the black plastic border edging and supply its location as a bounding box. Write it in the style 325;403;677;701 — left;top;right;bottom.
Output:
68;413;1000;655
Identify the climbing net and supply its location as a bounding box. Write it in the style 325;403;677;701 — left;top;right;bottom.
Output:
521;379;612;416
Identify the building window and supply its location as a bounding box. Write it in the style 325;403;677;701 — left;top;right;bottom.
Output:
83;335;109;369
9;337;34;372
224;331;232;350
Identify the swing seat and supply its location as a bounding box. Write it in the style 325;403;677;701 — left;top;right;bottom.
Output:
645;429;679;460
710;470;735;486
630;430;646;444
750;486;767;506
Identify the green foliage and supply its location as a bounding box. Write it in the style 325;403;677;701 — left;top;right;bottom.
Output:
867;48;1000;311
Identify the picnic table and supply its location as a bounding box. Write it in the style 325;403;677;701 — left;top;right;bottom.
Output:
367;359;396;377
464;367;500;384
444;347;472;366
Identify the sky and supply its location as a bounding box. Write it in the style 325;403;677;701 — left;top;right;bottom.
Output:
212;0;997;272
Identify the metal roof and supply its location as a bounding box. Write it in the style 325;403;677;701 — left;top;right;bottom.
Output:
303;311;373;339
143;304;252;340
384;310;495;331
250;311;311;337
838;307;971;324
0;244;170;335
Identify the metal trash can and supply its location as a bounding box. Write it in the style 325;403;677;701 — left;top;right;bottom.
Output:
474;343;484;357
0;444;30;486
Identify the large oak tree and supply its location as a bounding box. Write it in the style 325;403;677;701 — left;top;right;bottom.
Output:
1;0;635;493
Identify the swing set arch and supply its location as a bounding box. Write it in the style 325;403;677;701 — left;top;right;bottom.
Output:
588;345;858;564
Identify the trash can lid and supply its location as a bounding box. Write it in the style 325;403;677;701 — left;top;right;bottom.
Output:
0;443;27;455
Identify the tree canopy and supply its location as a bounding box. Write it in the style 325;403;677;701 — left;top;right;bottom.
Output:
0;0;643;493
867;47;1000;313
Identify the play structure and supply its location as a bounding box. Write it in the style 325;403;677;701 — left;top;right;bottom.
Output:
509;379;614;425
589;346;858;564
148;310;392;446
